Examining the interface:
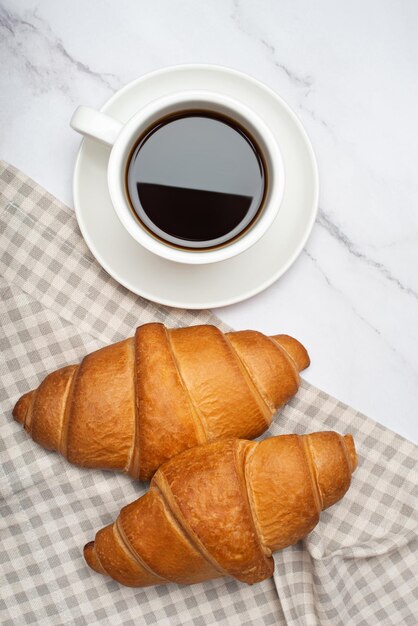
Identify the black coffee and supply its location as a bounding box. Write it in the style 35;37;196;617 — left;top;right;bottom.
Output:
126;112;265;249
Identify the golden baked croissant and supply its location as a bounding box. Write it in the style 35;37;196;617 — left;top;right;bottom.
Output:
84;431;357;587
12;323;309;480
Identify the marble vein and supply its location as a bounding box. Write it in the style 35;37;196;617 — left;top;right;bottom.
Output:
230;0;312;90
300;105;332;131
317;208;418;301
0;4;122;95
303;249;381;337
229;2;335;132
259;38;312;88
54;39;121;92
303;249;418;379
0;4;35;33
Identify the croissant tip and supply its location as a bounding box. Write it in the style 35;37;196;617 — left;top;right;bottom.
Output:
84;541;107;575
12;392;32;426
343;434;358;473
83;541;94;562
271;335;310;372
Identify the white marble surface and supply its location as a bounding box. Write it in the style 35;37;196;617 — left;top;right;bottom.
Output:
1;0;417;444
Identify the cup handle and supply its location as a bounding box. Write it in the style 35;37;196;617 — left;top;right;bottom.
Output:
70;106;123;147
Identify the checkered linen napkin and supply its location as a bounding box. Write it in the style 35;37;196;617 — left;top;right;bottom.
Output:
1;161;417;626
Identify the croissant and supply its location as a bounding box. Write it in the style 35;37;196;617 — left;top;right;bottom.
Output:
12;323;309;480
84;431;357;587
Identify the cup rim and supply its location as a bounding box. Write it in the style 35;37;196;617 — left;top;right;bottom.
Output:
107;90;285;265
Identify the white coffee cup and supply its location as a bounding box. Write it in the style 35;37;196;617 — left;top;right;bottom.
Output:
70;90;285;264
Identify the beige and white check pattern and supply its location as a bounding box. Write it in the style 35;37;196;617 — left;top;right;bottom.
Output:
1;161;417;625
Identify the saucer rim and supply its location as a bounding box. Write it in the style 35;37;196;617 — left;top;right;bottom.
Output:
73;64;319;309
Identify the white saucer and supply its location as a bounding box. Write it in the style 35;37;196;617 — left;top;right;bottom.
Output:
73;65;318;309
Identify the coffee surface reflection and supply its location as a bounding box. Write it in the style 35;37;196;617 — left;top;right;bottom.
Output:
126;113;265;249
